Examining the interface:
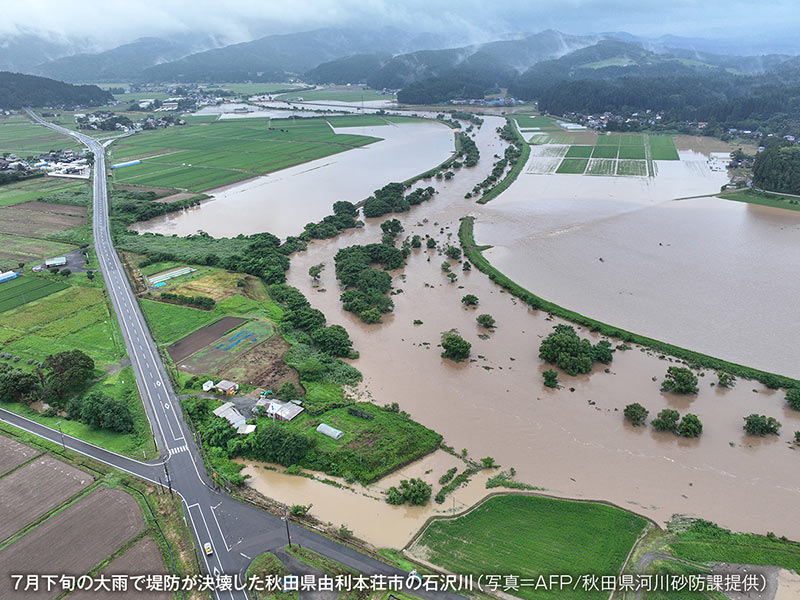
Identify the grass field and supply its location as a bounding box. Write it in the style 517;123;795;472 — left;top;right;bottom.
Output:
0;177;87;208
529;134;574;145
513;115;559;129
140;299;219;346
556;158;589;174
0;283;125;368
109;116;381;193
415;494;647;599
618;145;647;159
616;160;648;176
591;145;619;159
718;189;800;212
326;114;389;127
618;135;644;146
586;158;617;176
0;276;67;312
0;115;81;154
648;135;680;160
671;520;800;574
565;145;593;158
595;135;620;145
277;87;392;103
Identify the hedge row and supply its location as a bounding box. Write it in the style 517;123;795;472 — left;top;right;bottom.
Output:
458;216;798;390
476;118;531;205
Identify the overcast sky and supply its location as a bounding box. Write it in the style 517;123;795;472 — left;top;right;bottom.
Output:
3;0;799;49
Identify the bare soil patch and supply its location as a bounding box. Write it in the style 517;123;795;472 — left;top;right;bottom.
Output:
674;135;759;155
168;271;242;302
68;536;171;600
0;455;93;541
0;486;145;600
0;201;87;237
221;334;301;390
0;436;38;476
167;316;247;363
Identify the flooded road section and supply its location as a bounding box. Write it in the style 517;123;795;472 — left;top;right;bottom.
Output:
238;451;493;549
476;151;800;378
132;120;455;239
278;118;800;544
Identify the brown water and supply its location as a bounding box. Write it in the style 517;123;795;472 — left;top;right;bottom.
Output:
282;117;800;543
132;120;455;239
238;451;493;548
476;152;800;378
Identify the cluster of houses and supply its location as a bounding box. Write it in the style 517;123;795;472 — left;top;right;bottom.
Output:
205;379;345;440
449;97;526;107
1;149;90;179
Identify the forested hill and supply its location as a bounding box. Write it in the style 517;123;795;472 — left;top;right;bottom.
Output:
753;144;800;194
0;72;112;109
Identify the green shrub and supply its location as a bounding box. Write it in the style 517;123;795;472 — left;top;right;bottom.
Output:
623;403;648;426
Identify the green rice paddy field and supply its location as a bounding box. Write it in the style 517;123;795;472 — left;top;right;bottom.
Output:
0;276;67;312
109;116;382;192
0;177;87;207
415;494;648;600
0;115;81;154
554;134;678;177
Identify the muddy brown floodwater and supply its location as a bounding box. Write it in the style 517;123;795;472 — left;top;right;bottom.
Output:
132;120;455;239
272;115;800;545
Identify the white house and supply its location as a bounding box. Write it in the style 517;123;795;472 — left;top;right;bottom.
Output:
265;400;304;422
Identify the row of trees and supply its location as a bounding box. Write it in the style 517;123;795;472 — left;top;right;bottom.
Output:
624;404;703;437
300;201;361;240
159;291;215;310
362;183;435;219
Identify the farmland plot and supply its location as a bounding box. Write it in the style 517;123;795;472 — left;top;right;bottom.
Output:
0;436;39;475
586;158;617;176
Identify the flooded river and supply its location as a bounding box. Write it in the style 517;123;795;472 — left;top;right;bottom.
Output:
132;119;455;239
277;116;800;544
476;152;800;378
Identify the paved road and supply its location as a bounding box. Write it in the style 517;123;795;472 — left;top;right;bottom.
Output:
16;110;462;600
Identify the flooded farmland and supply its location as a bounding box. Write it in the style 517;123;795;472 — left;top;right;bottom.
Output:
132;119;455;239
274;117;800;544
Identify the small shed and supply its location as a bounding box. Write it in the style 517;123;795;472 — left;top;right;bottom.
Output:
202;380;215;393
316;423;344;440
266;400;304;422
212;401;246;429
237;424;256;435
216;380;238;396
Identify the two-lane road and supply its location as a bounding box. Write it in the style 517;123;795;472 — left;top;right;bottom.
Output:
15;110;465;600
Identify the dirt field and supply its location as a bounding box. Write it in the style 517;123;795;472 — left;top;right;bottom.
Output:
0;486;145;600
674;134;759;155
0;201;87;238
166;316;247;363
221;334;301;389
177;319;273;375
0;436;39;475
0;455;93;541
168;270;243;302
67;536;171;600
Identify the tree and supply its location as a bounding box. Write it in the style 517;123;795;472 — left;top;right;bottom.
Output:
444;245;462;260
332;200;358;218
360;308;382;324
543;370;559;388
380;218;403;237
786;388;800;411
743;414;781;436
278;382;298;401
308;263;323;282
652;409;680;433
441;332;471;361
480;456;496;468
461;294;479;306
251;423;312;466
401;478;432;505
86;270;95;281
311;325;354;357
678;413;703;438
426;237;437;249
43;350;95;401
717;372;735;388
538;324;608;376
623;403;648;426
476;313;495;328
290;503;312;516
411;235;421;248
795;431;800;445
78;392;134;433
661;367;698;395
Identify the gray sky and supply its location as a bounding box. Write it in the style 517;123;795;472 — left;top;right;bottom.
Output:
3;0;799;50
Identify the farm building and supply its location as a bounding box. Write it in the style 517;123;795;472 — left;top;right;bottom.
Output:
0;271;19;284
265;400;304;422
216;380;238;396
316;423;344;440
45;257;67;268
212;402;246;429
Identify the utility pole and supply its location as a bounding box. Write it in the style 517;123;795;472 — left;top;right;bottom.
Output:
282;505;292;548
56;421;66;451
164;462;173;498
